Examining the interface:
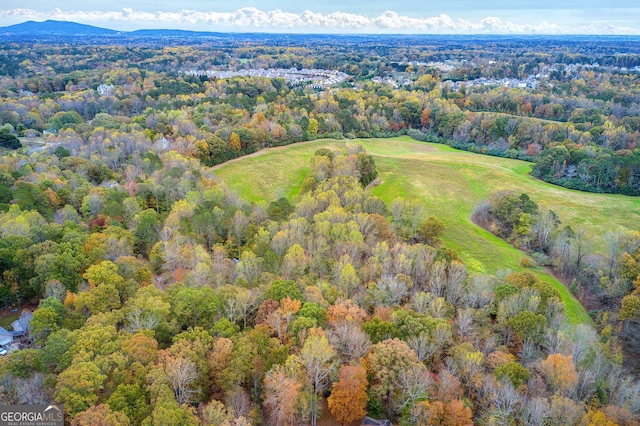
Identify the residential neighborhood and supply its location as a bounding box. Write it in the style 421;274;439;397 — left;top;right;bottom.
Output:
184;67;350;88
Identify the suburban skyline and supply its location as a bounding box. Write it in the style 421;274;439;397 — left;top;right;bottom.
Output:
0;2;639;34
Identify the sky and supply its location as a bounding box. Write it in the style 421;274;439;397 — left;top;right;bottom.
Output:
1;1;640;34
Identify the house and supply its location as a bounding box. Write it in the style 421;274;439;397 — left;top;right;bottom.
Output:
11;310;32;336
0;327;13;347
362;416;392;426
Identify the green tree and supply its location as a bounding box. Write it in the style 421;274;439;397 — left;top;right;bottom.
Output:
494;361;530;388
133;209;159;257
337;263;359;298
171;285;219;329
265;279;302;302
30;306;60;342
0;129;21;149
54;361;106;418
507;311;547;341
363;317;398;344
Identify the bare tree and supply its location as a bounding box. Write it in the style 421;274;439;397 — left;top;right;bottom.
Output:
410;291;433;315
406;332;436;363
464;275;494;309
455;308;476;341
296;335;337;426
16;373;49;405
125;307;160;332
327;322;371;363
429;261;447;298
230;210;250;246
445;262;467;305
396;364;432;426
520;397;550;426
483;378;522;425
225;387;252;419
165;355;199;405
235;287;262;329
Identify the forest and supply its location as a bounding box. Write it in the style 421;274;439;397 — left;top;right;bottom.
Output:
0;36;640;194
0;33;639;425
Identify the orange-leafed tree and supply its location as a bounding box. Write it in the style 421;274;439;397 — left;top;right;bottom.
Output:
328;364;369;425
420;108;432;128
326;299;367;328
540;353;578;395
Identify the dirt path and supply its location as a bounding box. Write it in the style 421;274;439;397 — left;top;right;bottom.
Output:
542;265;572;287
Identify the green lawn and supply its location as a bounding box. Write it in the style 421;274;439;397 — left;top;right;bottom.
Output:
214;137;640;325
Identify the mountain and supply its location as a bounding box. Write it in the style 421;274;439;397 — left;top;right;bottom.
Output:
0;20;117;36
0;20;226;39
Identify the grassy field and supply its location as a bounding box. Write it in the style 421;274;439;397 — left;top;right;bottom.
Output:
214;137;640;325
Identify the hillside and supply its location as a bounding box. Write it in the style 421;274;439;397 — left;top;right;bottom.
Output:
215;137;639;258
214;136;640;324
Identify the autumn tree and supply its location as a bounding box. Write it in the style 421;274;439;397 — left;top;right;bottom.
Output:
262;364;302;426
71;404;130;426
420;108;432;128
415;399;473;426
540;353;578;396
228;132;242;152
328;364;369;426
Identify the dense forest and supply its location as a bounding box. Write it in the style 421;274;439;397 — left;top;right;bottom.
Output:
0;33;639;425
0;37;639;194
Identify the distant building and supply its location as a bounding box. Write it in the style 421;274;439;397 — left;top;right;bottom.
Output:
183;68;349;89
97;84;115;95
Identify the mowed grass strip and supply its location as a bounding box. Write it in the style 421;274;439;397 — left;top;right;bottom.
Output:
215;137;640;325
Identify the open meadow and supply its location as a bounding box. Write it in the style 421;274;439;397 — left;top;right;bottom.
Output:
214;137;640;324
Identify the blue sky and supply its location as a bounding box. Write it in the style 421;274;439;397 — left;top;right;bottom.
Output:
1;1;639;34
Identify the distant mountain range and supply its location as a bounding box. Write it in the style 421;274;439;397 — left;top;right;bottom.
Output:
0;20;118;36
0;20;638;41
0;20;229;38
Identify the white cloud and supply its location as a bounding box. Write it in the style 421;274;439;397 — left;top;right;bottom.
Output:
1;7;639;34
